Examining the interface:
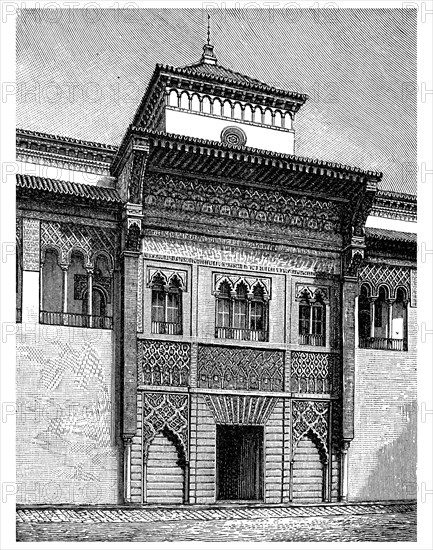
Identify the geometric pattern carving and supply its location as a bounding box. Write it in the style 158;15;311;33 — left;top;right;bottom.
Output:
292;400;329;461
147;268;187;291
138;340;190;387
290;352;340;395
213;273;270;297
197;345;283;392
295;284;329;302
22;218;40;271
410;269;417;307
142;393;188;460
143;174;341;235
142;231;339;277
40;220;116;267
137;257;144;331
204;394;278;425
359;263;410;299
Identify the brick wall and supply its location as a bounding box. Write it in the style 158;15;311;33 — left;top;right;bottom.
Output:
16;324;119;504
349;306;417;501
189;394;217;504
264;399;284;503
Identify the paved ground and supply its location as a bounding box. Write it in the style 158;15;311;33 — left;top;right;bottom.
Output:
16;502;416;542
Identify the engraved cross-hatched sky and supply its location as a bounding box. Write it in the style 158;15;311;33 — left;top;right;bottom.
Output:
16;8;416;194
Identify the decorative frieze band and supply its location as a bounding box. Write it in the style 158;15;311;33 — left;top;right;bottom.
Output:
197;345;283;392
138;340;191;387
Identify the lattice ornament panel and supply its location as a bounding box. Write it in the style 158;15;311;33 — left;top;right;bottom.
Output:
359;263;410;299
144;174;342;235
40;221;117;267
290;352;340;395
292;400;330;461
138;340;191;387
142;393;189;460
198;345;284;392
204;395;279;425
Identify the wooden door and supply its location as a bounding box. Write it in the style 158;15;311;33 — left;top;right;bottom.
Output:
217;425;263;500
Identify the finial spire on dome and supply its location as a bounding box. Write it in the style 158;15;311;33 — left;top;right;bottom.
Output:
200;13;217;65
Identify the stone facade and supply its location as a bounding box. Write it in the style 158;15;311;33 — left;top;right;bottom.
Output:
15;42;416;505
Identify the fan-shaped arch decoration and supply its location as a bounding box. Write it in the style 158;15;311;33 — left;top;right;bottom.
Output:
292;400;329;464
142;392;188;462
220;126;247;147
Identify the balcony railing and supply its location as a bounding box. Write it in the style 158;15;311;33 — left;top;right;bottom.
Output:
215;326;269;342
40;310;112;329
359;336;407;351
299;333;325;346
151;321;182;335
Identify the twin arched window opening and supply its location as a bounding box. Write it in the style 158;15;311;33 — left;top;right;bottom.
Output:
215;281;269;342
298;292;326;347
358;284;408;351
40;248;113;329
150;273;183;335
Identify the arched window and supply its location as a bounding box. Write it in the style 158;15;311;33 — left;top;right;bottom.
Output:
216;281;231;330
233;102;242;119
68;251;88;326
85;254;113;329
213;98;222;116
358;284;407;351
150;273;182;335
169;90;178;107
180;91;189;110
374;286;388;339
249;284;268;341
215;279;269;341
392;288;408;350
191;93;201;112
358;284;371;343
223;100;232;118
264;108;273;125
298;292;326;346
254;106;262;123
16;243;22;322
233;282;248;330
274;110;282;127
202;96;211;114
244;104;253;122
40;249;64;325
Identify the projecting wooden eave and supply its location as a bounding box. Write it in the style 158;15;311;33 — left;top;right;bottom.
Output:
139;131;381;203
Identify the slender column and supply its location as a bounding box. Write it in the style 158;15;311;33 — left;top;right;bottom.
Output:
368;297;375;338
87;269;93;328
61;265;68;325
387;299;395;339
339;440;351;501
123;437;132;503
39;263;44;313
62;267;68;313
